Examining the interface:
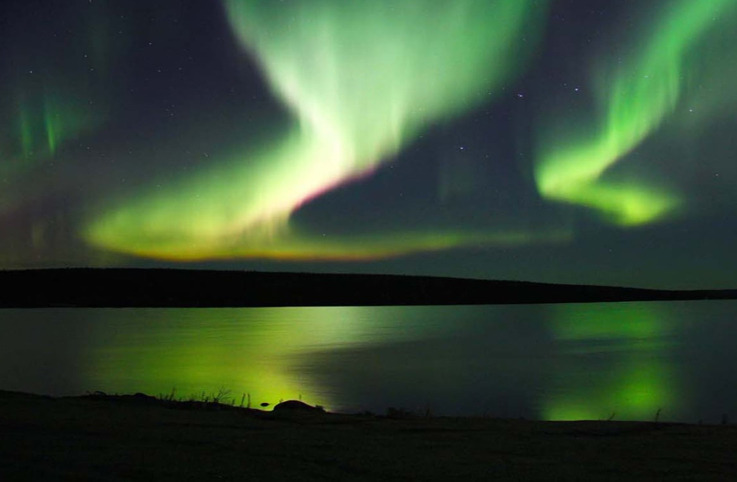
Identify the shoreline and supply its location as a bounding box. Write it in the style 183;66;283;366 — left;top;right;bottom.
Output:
3;389;737;480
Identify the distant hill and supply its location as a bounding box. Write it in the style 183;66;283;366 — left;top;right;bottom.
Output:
1;268;735;308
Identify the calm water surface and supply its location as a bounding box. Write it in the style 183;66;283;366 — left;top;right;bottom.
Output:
2;301;736;422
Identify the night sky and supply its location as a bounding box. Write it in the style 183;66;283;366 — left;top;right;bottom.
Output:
2;0;736;289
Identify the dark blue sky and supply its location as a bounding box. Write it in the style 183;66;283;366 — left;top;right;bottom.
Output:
1;0;736;289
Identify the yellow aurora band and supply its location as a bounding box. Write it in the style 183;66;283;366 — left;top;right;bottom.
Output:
534;0;737;226
84;0;550;261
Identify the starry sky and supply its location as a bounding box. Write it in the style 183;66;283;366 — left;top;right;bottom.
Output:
2;0;737;289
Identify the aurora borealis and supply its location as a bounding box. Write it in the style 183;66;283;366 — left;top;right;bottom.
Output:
2;0;737;289
535;0;737;226
85;0;549;261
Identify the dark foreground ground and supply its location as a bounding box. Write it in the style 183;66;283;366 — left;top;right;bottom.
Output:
2;391;737;481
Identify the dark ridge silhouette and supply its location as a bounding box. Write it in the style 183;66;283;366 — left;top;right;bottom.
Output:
0;268;735;308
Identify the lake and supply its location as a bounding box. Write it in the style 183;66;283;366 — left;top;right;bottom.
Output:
2;301;736;422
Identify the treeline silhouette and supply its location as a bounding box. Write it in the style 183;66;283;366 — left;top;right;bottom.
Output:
1;268;735;308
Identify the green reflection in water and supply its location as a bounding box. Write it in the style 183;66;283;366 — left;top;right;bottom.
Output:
543;302;682;421
83;307;442;409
